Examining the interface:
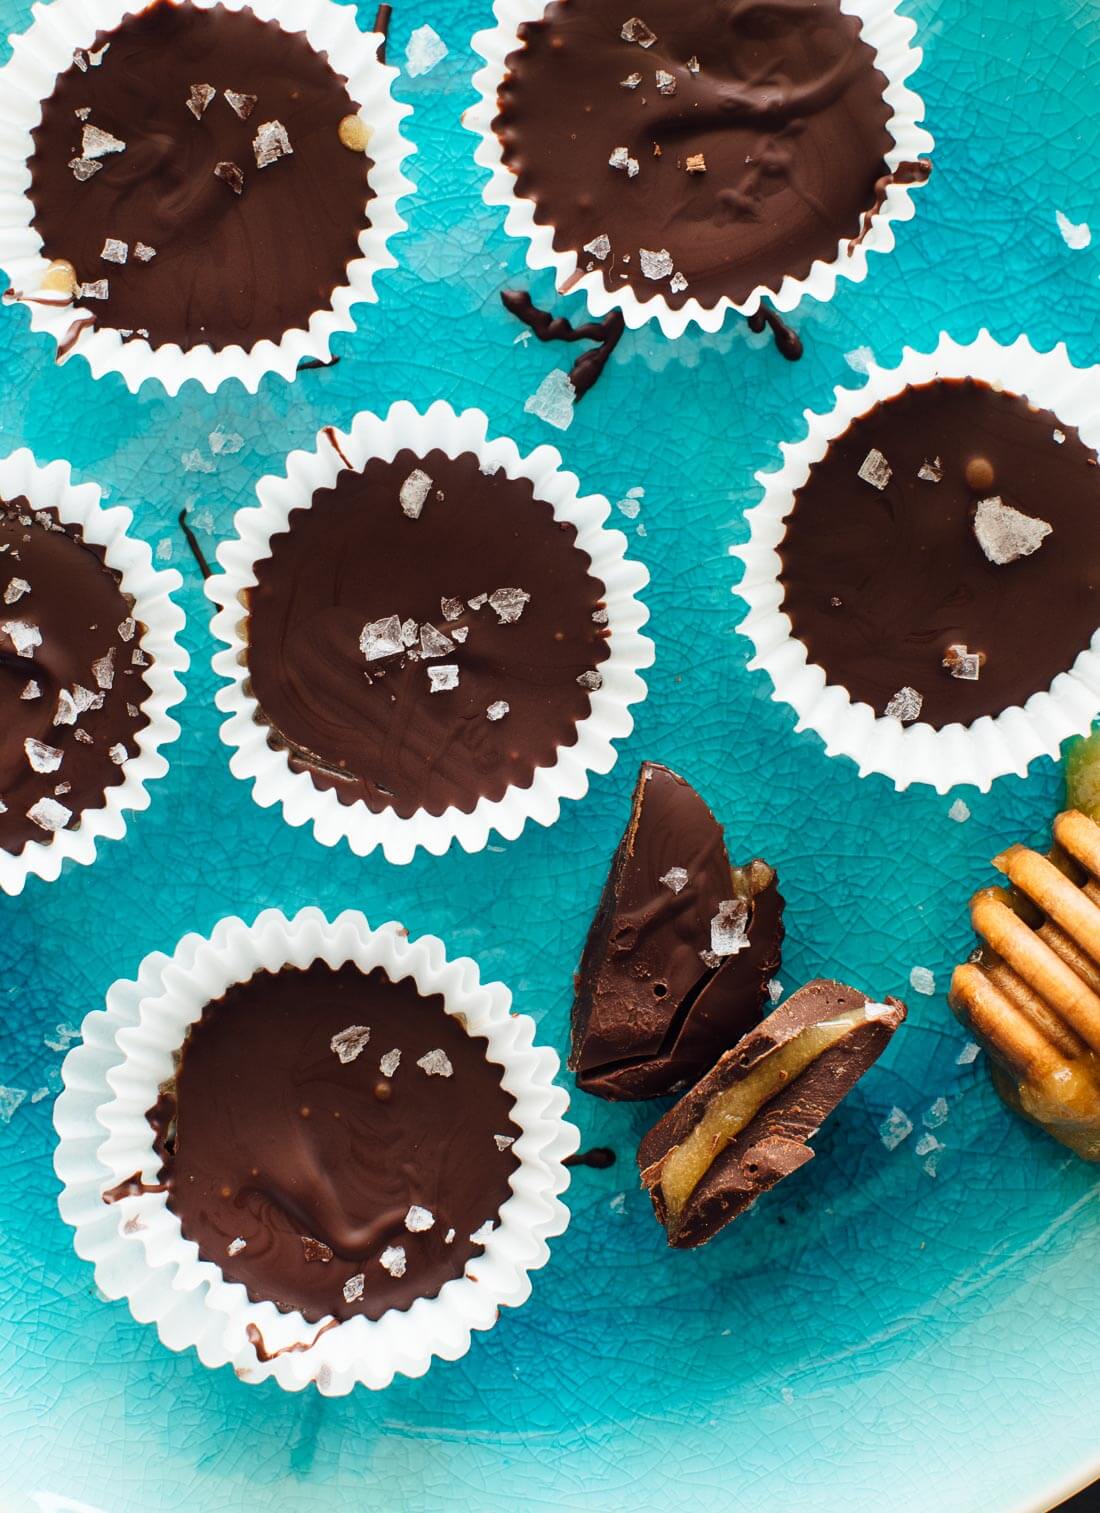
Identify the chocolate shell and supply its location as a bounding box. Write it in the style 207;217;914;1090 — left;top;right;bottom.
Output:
569;762;783;1099
638;979;906;1248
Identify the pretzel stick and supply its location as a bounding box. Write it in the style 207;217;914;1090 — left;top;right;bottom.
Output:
983;957;1089;1058
995;845;1100;968
950;963;1066;1078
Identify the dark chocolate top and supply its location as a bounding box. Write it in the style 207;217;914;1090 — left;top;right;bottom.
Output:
638;979;906;1247
148;962;521;1323
494;0;893;308
246;448;610;819
0;498;148;854
28;0;371;351
777;379;1100;728
570;761;783;1099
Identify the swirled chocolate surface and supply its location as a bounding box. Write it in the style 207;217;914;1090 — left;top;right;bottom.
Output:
148;962;521;1323
493;0;894;308
0;498;148;854
245;448;611;819
27;0;372;351
777;379;1100;728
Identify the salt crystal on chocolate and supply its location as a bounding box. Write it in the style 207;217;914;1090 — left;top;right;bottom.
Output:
224;89;257;120
74;729;93;745
639;248;673;281
379;1244;406;1277
621;16;657;46
214;161;244;195
669;272;689;293
379;1048;401;1078
100;239;128;264
620;73;642;89
884;685;923;722
443;1228;455;1244
80;280;109;300
493;1135;514;1151
417;1048;453;1077
489;586;529;624
134;243;156;262
486;700;509;721
82;124;125;160
253;120;293;169
440;596;465;621
419;624;454;658
92;648;116;689
343;1273;364;1302
69;158;102;182
917;456;943;483
118;616;136;642
710;898;749;956
405;1205;435;1233
1053;429;1066;445
400;617;418;649
584;233;612;260
857;448;892;490
2;620;40;657
399;468;432;519
54;685;103;726
227;1236;247;1256
609;147;639;178
468;593;488;611
54;782;71;796
943;642;982;681
428;664;459;693
25;738;62;774
972;495;1052;565
301;1236;333;1263
659;867;688;893
3;578;30;605
27;796;71;832
577;670;603;691
20;680;39;700
108;744;127;765
686;54;700;72
330;1024;371;1064
360;615;403;662
187;82;215;118
655;69;676;95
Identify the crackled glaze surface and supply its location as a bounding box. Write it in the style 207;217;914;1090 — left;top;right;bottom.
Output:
2;2;1100;1511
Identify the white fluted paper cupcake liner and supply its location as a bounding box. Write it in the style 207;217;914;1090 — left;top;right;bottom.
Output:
733;331;1100;794
53;906;580;1393
204;399;654;863
467;0;933;337
0;448;186;894
0;0;414;394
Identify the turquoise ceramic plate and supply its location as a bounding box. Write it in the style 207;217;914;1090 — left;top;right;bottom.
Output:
1;1;1099;1509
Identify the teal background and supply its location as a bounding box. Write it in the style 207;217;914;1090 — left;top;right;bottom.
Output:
1;2;1099;1510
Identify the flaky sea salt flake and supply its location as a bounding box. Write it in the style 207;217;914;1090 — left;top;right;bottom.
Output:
711;897;749;956
687;55;700;73
343;1273;364;1302
420;624;455;659
379;1048;401;1078
134;242;156;261
639;247;673;281
108;744;127;765
360;614;404;662
405;24;448;76
525;367;577;430
621;16;657;46
468;593;488;610
82;124;125;159
915;1132;942;1158
489;586;530;624
3;577;30;605
948;798;971;823
655;69;676;95
27;796;71;832
943;642;982;681
884;685;923;722
92;647;116;689
20;680;39;700
428;664;459;693
659;867;688;893
924;1096;949;1130
253;120;293;168
973;495;1052;565
669;271;689;293
910;965;935;996
227;1236;247;1256
100;238;128;264
956;1041;981;1065
767;978;784;1004
858;447;891;490
620;72;642;89
214;161;244;194
1056;209;1091;250
577;669;603;691
224;89;257;120
417;1048;453;1077
486;700;509;721
405;1205;435;1232
918;456;943;483
441;596;465;621
330;1024;371;1064
301;1236;333;1263
25;738;62;774
118;616;136;642
1054;428;1066;444
2;619;40;657
187;82;215;118
80;280;109;300
584;233;612;260
608;146;639;178
494;1135;515;1150
399;468;433;519
209;427;243;455
69;157;102;181
0;1087;27;1123
379;1245;406;1277
878;1106;913;1151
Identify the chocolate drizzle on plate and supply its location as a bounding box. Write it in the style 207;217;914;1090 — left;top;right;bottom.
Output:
746;304;802;362
501;289;626;398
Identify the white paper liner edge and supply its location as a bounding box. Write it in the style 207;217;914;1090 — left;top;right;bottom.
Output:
0;0;415;394
0;448;187;893
466;0;933;336
732;330;1100;794
203;399;655;862
53;905;580;1393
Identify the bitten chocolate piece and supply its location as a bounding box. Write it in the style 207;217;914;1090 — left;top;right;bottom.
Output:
570;762;783;1099
146;962;521;1322
638;980;906;1247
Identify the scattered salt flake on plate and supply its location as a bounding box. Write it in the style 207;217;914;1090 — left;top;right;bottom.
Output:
3;578;30;605
330;1024;371;1064
27;796;71;832
69;157;102;181
301;1236;333;1263
100;238;128;264
134;242;156;262
155;540;172;562
489;586;530;624
469;1220;495;1246
621;16;657;45
493;1134;515;1151
428;664;459;693
767;977;784;1003
878;1106;913;1151
914;1132;942;1157
405;23;448;76
948;798;971;823
187;82;215;118
0;1087;27;1124
405;1205;435;1232
227;1236;247;1256
845;346;874;374
909;965;935;996
577;669;603;691
29;1087;48;1103
486;700;509;721
943;642;982;681
884;685;923;723
20;680;39;700
659;867;688;893
1056;209;1091;250
440;596;465;621
585;234;612;262
956;1040;981;1065
711;898;749;956
918;456;943;483
923;1152;940;1178
417;1048;453;1077
858;447;891;490
92;648;116;689
655;69;676;95
608;146;640;178
2;620;41;657
214;161;244;194
419;623;454;658
617;495;641;518
224;89;257;119
923;1096;949;1130
399;468;433;519
525;368;576;430
82;124;125;159
609;1192;627;1215
360;615;403;661
25;738;62;774
343;1273;365;1303
973;495;1052;565
379;1048;401;1078
379;1244;406;1277
209;427;243;455
253;120;293;168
